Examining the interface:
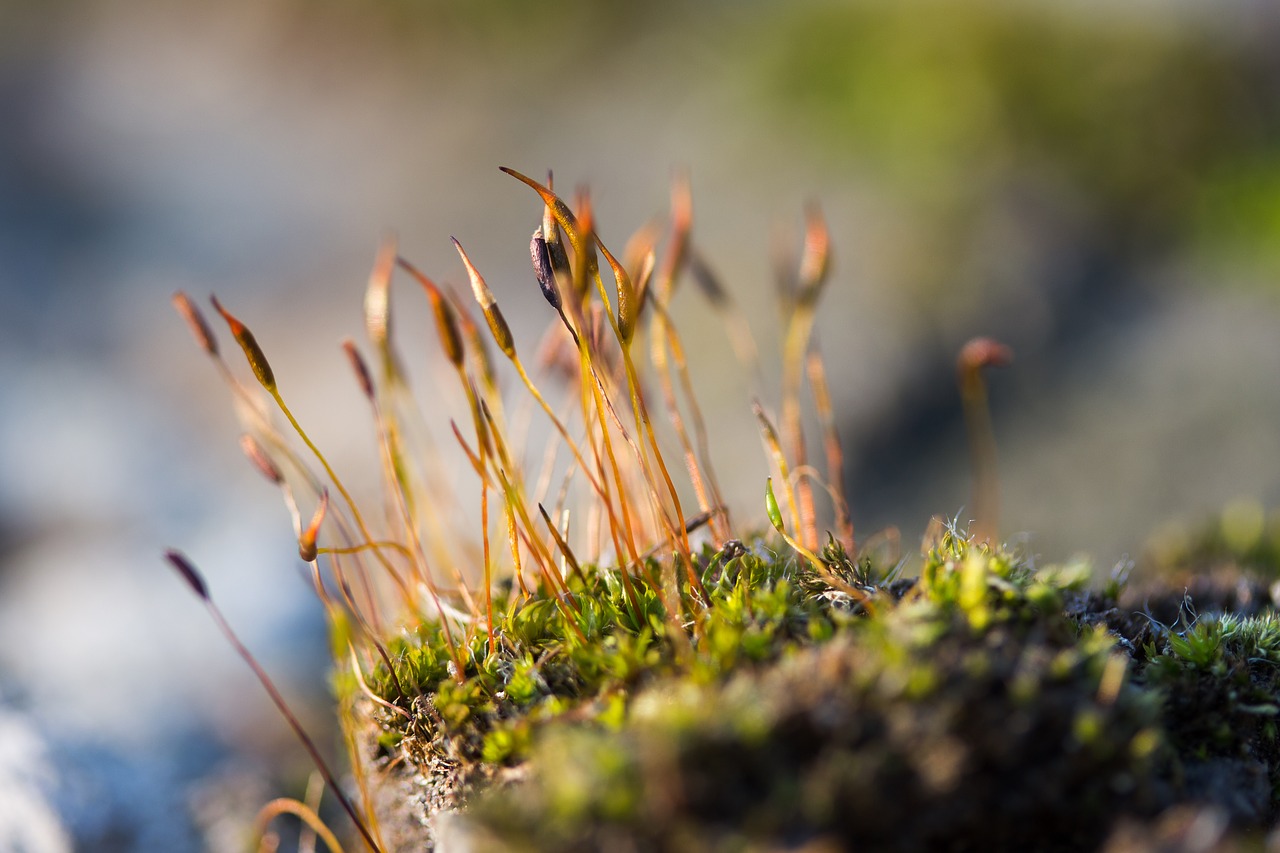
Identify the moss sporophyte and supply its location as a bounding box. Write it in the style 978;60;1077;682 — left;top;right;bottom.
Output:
168;169;1280;850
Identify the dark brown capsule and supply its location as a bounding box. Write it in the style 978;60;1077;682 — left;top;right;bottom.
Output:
164;549;209;600
530;229;562;312
396;257;465;370
688;250;728;308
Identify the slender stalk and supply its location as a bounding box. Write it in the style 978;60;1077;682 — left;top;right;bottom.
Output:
754;400;804;536
253;798;345;853
806;343;854;553
164;552;385;853
650;297;731;546
480;433;495;653
957;337;1013;545
780;302;819;550
595;233;698;568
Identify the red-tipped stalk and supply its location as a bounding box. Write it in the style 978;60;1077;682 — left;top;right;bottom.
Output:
298;489;329;564
777;204;832;551
163;550;384;853
364;234;405;385
957;337;1013;545
648;297;731;547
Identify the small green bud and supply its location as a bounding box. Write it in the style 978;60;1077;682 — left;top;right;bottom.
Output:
765;477;784;531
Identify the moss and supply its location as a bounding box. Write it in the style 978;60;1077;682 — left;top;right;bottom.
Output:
364;531;1205;849
358;516;1280;847
366;539;874;772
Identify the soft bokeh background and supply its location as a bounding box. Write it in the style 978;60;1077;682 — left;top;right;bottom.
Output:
4;0;1280;847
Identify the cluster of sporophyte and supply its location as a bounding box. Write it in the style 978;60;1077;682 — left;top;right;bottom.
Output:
165;167;1280;850
167;166;955;850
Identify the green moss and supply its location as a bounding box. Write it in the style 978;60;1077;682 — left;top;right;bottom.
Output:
367;530;1230;847
455;534;1163;851
368;538;870;768
1141;612;1280;759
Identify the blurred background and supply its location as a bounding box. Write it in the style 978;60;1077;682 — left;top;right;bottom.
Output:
4;0;1280;847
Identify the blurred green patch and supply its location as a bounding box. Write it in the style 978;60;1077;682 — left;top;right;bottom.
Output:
750;1;1280;281
1195;154;1280;274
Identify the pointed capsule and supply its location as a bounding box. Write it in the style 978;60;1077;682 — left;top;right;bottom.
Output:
541;171;571;277
765;478;785;532
572;192;601;308
429;290;465;370
342;339;375;400
467;384;494;458
452;294;497;391
164;549;209;601
796;203;831;308
539;503;583;582
688;250;728;308
298;489;329;563
171;291;218;357
633;249;656;317
530;229;562;312
596;237;637;345
210;296;277;393
452;238;515;359
500;166;582;247
752;399;783;457
653;171;693;307
365;235;397;351
239;434;283;485
396;257;464;370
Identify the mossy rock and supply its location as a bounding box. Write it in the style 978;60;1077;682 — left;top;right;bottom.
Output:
355;528;1280;850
